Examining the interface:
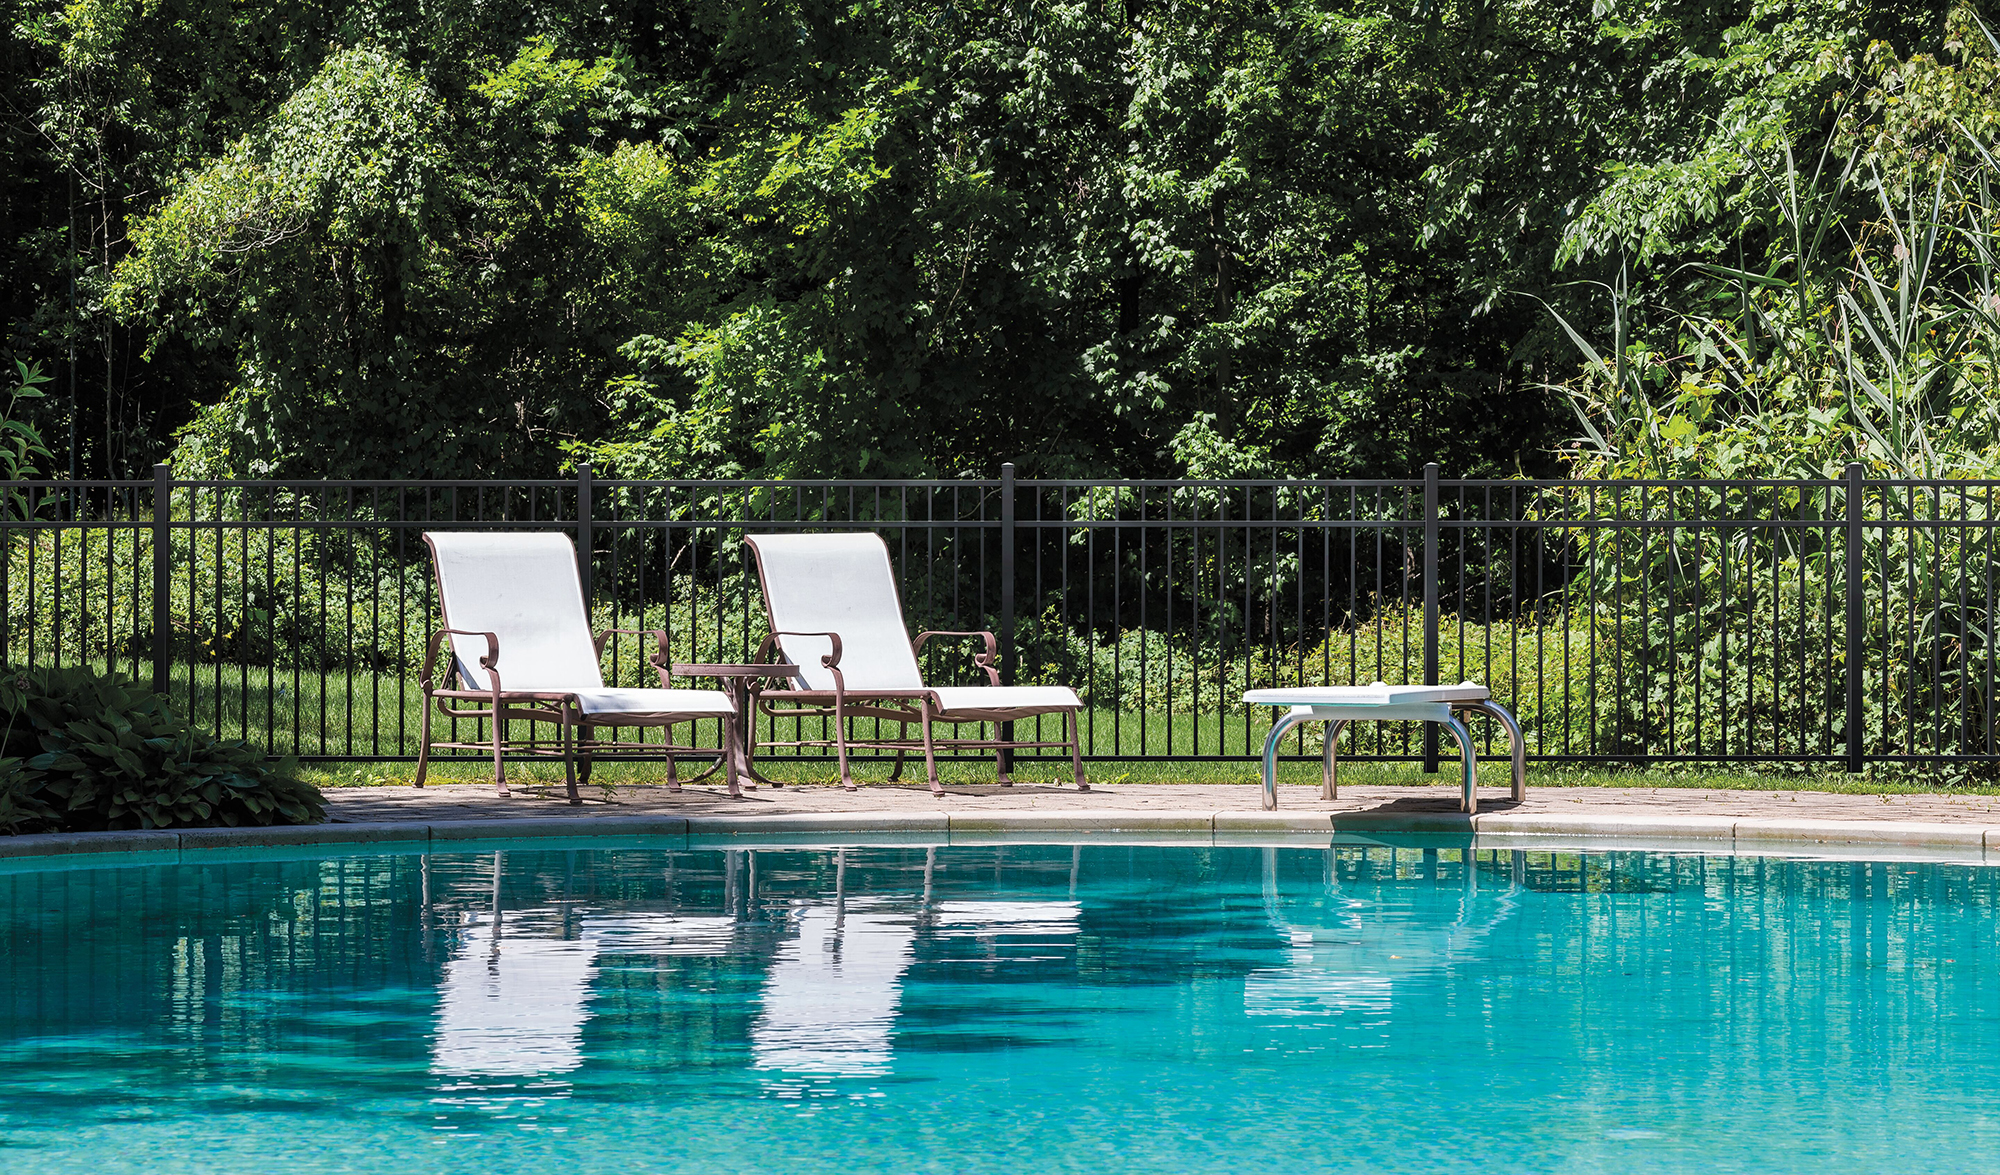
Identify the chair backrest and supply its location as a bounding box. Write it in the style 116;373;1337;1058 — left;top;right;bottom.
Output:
744;533;925;692
424;532;604;692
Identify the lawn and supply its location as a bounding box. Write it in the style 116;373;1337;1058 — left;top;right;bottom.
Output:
299;755;1994;797
106;658;1989;798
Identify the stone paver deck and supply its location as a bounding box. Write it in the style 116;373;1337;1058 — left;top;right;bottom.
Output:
11;782;2000;864
324;781;2000;825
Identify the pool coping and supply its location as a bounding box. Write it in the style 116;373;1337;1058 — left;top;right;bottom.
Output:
5;809;1999;865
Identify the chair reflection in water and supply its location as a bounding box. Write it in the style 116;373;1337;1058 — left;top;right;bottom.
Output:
751;848;1082;1081
429;849;1081;1085
430;852;742;1081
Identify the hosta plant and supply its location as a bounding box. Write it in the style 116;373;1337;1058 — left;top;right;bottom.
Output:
0;667;325;834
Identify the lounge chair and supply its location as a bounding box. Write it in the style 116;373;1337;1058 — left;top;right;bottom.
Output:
416;531;739;802
742;532;1088;794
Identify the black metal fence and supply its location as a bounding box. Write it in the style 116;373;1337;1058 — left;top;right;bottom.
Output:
4;464;1995;773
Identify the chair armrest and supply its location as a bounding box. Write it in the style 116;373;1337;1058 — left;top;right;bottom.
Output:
424;629;499;691
915;630;1000;684
594;627;672;682
755;630;844;670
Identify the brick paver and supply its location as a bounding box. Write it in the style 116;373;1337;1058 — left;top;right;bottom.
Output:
324;781;2000;825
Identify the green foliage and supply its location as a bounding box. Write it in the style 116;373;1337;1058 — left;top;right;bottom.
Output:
1011;600;1619;758
0;665;326;834
1534;22;2000;777
6;495;429;673
0;360;54;519
116;46;451;476
1552;11;2000;482
41;0;1938;480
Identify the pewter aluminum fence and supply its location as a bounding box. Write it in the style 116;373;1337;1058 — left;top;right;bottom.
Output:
3;464;1995;771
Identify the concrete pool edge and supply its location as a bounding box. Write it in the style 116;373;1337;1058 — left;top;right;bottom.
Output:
4;809;2000;863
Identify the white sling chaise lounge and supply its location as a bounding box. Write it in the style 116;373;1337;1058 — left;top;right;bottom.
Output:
415;532;739;802
743;532;1088;795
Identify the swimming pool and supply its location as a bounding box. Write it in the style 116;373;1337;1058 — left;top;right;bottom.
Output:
1;841;1995;1173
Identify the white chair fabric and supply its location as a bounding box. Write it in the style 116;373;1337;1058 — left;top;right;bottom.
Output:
745;533;927;691
428;532;604;692
748;533;1082;712
570;687;734;719
930;685;1082;716
426;532;734;717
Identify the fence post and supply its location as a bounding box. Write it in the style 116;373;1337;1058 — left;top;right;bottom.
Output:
999;462;1016;775
576;462;594;608
1000;462;1016;684
152;463;171;697
1845;460;1864;774
0;488;9;668
1422;461;1440;774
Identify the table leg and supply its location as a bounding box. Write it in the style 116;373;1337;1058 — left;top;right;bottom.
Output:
1440;712;1477;814
1260;709;1311;811
1461;700;1525;802
1321;719;1348;800
730;680;792;789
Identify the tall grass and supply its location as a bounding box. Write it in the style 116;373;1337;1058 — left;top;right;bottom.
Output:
1548;33;2000;779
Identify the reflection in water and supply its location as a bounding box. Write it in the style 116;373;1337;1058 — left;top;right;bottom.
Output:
930;901;1081;945
427;849;1087;1087
1245;846;1515;1020
753;896;914;1079
750;896;1084;1080
4;846;2000;1173
432;910;742;1078
751;845;1083;1083
431;850;742;1082
583;913;739;956
433;916;600;1078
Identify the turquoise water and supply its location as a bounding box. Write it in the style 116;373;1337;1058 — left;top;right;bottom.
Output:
1;842;1996;1173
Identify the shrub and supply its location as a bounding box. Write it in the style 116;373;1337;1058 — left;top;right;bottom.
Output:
0;666;326;834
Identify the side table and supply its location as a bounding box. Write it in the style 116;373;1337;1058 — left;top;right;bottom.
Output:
673;662;801;791
1242;683;1525;813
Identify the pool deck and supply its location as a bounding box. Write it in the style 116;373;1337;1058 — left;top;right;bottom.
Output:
322;780;2000;826
10;781;2000;862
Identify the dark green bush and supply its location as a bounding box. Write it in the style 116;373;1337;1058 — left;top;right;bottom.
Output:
0;666;326;834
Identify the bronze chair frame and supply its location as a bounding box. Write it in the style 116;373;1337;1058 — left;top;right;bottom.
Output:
743;627;1089;796
413;545;736;804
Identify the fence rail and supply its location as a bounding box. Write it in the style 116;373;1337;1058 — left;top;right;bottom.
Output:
4;463;1995;775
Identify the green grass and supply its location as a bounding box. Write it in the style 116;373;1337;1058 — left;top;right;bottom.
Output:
82;657;1989;798
298;756;2000;796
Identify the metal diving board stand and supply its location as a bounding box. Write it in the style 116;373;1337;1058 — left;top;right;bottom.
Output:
1242;683;1525;813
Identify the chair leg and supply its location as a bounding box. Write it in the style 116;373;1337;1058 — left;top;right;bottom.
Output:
832;707;855;791
994;725;1013;786
721;712;742;799
921;707;943;796
490;707;508;798
1068;710;1088;792
664;721;681;791
415;698;434;788
888;748;906;781
578;723;596;786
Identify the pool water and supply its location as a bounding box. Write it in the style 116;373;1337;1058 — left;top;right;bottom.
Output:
1;842;1996;1173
